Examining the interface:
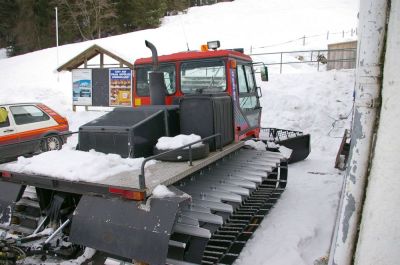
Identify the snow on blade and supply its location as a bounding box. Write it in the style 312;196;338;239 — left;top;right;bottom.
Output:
245;140;267;150
156;134;203;150
278;145;293;159
0;146;147;182
152;185;175;198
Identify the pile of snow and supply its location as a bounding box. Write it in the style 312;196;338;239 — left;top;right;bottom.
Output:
260;70;354;153
0;146;146;182
245;139;268;150
156;134;202;150
152;185;176;198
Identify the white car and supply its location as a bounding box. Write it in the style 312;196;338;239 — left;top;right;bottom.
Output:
0;103;69;162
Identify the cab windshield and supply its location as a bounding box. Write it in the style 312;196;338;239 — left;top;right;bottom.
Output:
180;60;226;94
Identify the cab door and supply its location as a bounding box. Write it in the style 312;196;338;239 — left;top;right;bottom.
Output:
0;106;19;161
235;63;262;139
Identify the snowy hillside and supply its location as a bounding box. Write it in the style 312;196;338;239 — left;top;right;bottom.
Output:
0;49;6;59
0;0;359;264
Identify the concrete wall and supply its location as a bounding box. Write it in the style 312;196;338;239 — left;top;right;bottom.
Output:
354;0;400;264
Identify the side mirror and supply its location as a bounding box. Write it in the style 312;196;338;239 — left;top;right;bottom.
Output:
260;65;269;82
0;108;8;123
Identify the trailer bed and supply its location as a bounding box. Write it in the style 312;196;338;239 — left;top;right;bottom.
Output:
0;142;245;197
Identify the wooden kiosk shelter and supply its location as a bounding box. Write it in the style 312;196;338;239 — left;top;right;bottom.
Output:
57;44;133;71
57;44;134;111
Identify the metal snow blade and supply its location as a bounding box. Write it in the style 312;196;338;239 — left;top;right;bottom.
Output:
261;127;311;163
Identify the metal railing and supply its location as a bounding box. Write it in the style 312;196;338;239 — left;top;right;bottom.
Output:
251;48;357;73
138;133;222;190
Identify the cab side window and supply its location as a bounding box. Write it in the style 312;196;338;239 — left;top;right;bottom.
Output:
136;64;176;96
237;65;258;109
10;105;50;125
0;108;10;128
244;65;256;92
237;66;248;93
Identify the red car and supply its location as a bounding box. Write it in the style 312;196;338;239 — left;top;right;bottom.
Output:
0;103;69;162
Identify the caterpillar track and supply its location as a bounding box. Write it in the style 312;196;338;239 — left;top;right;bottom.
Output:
168;148;287;265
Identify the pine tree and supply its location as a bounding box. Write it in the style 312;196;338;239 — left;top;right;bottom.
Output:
115;0;137;33
166;0;190;15
0;0;18;49
130;0;167;30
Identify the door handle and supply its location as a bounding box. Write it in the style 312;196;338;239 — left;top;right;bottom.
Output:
3;129;14;133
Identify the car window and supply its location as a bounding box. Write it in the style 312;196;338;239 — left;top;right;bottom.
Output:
0;107;10;128
10;105;50;125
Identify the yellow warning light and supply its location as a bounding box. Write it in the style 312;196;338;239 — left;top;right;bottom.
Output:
201;44;208;52
230;59;237;69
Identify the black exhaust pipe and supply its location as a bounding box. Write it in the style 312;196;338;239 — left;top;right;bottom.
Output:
145;40;165;105
145;40;159;71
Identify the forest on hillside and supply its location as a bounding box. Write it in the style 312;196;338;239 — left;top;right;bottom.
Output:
0;0;230;56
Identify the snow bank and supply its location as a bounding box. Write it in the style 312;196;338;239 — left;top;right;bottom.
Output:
156;134;202;150
0;146;146;182
260;70;355;155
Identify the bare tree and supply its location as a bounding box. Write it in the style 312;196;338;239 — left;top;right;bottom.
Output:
55;0;116;40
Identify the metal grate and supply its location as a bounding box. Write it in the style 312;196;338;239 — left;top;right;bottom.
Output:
260;127;304;142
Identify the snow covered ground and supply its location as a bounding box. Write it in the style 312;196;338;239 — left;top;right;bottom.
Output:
0;49;7;60
237;70;354;265
0;0;358;264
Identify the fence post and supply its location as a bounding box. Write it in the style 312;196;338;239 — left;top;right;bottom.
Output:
342;30;345;38
317;51;320;71
280;52;283;74
327;31;330;40
303;35;306;46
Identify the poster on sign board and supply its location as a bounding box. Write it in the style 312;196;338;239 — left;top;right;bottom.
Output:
72;69;92;106
109;69;132;106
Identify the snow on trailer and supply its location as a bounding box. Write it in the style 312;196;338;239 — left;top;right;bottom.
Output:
0;141;249;197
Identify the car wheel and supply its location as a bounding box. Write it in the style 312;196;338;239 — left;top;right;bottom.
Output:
41;135;62;152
